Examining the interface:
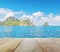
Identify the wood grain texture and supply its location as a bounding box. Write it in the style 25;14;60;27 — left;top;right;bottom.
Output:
0;38;23;52
0;38;60;52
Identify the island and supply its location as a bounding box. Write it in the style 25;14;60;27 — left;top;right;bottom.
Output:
0;17;33;26
0;17;49;26
43;22;49;26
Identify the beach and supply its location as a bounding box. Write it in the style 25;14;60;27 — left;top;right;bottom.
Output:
0;38;60;52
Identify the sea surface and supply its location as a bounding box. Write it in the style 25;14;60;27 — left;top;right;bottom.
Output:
0;26;60;38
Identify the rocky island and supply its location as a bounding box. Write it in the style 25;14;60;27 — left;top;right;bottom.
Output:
0;17;33;26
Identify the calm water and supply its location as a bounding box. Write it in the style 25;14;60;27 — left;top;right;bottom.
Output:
0;26;60;38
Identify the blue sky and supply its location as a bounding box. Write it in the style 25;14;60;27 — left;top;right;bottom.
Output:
0;0;60;15
0;0;60;26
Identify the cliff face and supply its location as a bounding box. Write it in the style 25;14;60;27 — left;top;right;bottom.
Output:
20;19;33;26
0;17;33;26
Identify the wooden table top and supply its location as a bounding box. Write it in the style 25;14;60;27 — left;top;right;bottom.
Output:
0;38;60;52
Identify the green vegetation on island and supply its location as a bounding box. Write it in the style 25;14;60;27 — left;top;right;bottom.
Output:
0;17;49;26
0;17;33;26
20;19;33;26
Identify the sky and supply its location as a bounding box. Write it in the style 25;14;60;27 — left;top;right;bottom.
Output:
0;0;60;26
0;0;60;14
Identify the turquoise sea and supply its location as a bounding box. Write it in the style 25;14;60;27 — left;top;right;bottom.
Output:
0;26;60;38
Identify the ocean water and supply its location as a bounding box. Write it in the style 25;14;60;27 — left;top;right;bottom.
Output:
0;26;60;38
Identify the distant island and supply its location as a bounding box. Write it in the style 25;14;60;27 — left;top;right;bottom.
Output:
0;17;33;26
0;17;49;26
43;22;49;26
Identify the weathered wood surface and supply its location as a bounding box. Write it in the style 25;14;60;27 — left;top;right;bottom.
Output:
0;38;23;52
0;38;60;52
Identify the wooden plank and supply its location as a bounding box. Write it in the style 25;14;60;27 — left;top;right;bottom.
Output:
0;38;60;52
0;38;23;52
15;38;43;52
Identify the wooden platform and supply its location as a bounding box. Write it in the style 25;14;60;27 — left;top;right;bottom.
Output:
0;38;60;52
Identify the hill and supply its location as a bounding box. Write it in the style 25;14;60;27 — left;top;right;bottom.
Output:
43;22;49;26
0;17;33;26
20;19;33;26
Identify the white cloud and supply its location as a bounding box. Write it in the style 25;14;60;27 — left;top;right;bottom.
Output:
0;8;25;22
20;15;33;21
50;16;60;26
48;13;53;18
0;8;11;14
13;10;26;19
0;8;60;26
14;11;25;14
16;11;60;26
0;8;14;22
31;17;51;26
32;11;44;17
53;16;60;22
40;17;50;22
5;12;14;18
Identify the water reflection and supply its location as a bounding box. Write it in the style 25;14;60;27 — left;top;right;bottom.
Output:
1;27;12;37
3;27;12;32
